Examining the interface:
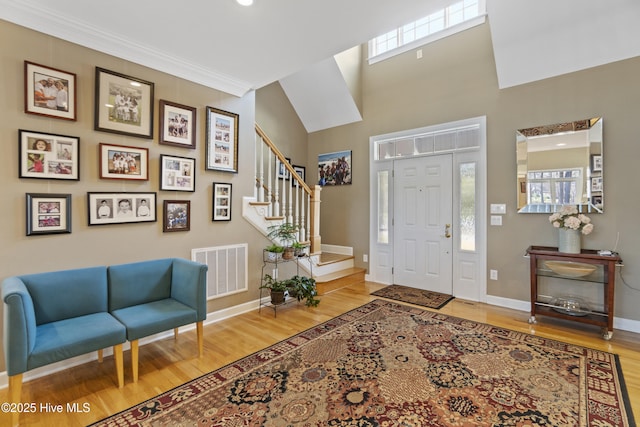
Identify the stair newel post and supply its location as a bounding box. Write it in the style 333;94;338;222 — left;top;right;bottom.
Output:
257;133;264;202
310;185;322;254
272;154;279;217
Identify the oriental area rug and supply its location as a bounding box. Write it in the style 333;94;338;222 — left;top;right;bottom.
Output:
371;284;455;309
93;300;634;427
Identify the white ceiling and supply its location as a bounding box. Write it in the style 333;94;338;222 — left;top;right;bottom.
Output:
2;0;640;131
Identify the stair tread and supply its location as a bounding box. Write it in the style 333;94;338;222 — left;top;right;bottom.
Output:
315;267;365;283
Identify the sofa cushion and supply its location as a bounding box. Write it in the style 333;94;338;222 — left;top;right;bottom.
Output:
111;299;198;341
108;259;173;310
19;267;108;325
28;312;126;371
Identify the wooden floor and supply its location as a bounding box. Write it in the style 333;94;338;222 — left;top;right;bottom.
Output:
2;281;639;426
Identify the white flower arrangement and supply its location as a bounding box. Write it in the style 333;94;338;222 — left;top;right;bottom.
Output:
549;205;594;235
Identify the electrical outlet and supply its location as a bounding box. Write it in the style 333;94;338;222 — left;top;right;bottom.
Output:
490;270;498;280
363;254;368;262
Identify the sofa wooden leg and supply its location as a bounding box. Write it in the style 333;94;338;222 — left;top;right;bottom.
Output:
197;321;204;357
131;340;139;383
9;374;22;427
114;344;124;388
174;327;179;340
98;348;104;363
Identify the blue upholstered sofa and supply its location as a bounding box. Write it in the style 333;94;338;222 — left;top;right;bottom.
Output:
2;257;207;409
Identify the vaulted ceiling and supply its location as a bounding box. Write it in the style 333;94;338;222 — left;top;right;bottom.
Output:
2;0;639;132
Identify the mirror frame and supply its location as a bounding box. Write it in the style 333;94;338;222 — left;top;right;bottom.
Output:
516;117;603;214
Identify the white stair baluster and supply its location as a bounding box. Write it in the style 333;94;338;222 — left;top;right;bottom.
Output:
272;154;278;217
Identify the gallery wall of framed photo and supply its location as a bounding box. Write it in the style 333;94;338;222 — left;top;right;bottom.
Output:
1;19;268;284
16;61;248;237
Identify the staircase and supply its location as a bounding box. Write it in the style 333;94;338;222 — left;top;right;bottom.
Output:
242;124;365;294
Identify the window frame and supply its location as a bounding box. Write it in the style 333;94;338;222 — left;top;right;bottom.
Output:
368;0;486;65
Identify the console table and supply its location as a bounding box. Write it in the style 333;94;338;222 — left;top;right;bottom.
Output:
525;246;622;340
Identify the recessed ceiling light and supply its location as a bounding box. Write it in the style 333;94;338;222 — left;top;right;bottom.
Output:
237;0;253;6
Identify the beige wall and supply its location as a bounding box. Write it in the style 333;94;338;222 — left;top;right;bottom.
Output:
302;22;640;322
0;20;272;371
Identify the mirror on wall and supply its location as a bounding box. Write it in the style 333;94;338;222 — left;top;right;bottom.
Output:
516;117;603;214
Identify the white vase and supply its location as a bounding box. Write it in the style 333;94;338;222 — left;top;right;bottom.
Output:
558;228;581;254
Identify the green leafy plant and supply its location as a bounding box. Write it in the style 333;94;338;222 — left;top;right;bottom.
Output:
260;274;288;292
265;243;284;253
285;275;320;307
267;222;300;247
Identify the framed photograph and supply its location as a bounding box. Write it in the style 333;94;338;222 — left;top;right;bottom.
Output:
591;176;603;192
591;154;603;172
99;143;149;181
159;100;197;148
212;182;232;221
160;154;195;192
24;61;76;121
278;157;292;180
205;107;238;172
26;193;72;236
163;200;190;232
19;129;79;180
318;150;352;186
591;195;603;207
88;192;156;226
292;165;306;187
94;67;154;139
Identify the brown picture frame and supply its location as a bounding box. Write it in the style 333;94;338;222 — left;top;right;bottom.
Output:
163;200;191;232
24;61;77;121
159;100;197;149
94;67;154;138
205;107;239;173
99;143;149;181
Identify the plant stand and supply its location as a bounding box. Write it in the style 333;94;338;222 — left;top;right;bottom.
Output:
259;249;313;317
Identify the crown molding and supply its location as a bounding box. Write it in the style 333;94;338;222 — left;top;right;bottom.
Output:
0;0;252;97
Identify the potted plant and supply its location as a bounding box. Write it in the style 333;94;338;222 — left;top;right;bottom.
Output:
285;275;320;307
291;241;309;257
267;223;300;260
264;243;284;262
260;273;288;305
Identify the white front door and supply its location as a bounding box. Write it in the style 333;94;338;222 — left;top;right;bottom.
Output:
393;154;453;293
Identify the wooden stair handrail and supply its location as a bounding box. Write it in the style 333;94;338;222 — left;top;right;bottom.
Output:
255;123;312;195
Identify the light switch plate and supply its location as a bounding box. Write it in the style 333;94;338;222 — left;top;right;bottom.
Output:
490;204;506;214
491;215;502;226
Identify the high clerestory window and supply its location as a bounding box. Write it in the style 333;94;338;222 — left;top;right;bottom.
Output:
368;0;486;64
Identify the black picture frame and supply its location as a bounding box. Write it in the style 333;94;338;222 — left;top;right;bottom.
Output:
26;193;72;236
212;182;232;221
160;154;196;192
19;130;80;180
278;157;291;180
87;192;157;225
292;164;306;187
205;107;239;172
94;67;154;139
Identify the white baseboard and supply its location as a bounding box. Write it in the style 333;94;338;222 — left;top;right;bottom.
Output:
0;298;263;390
485;295;640;334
